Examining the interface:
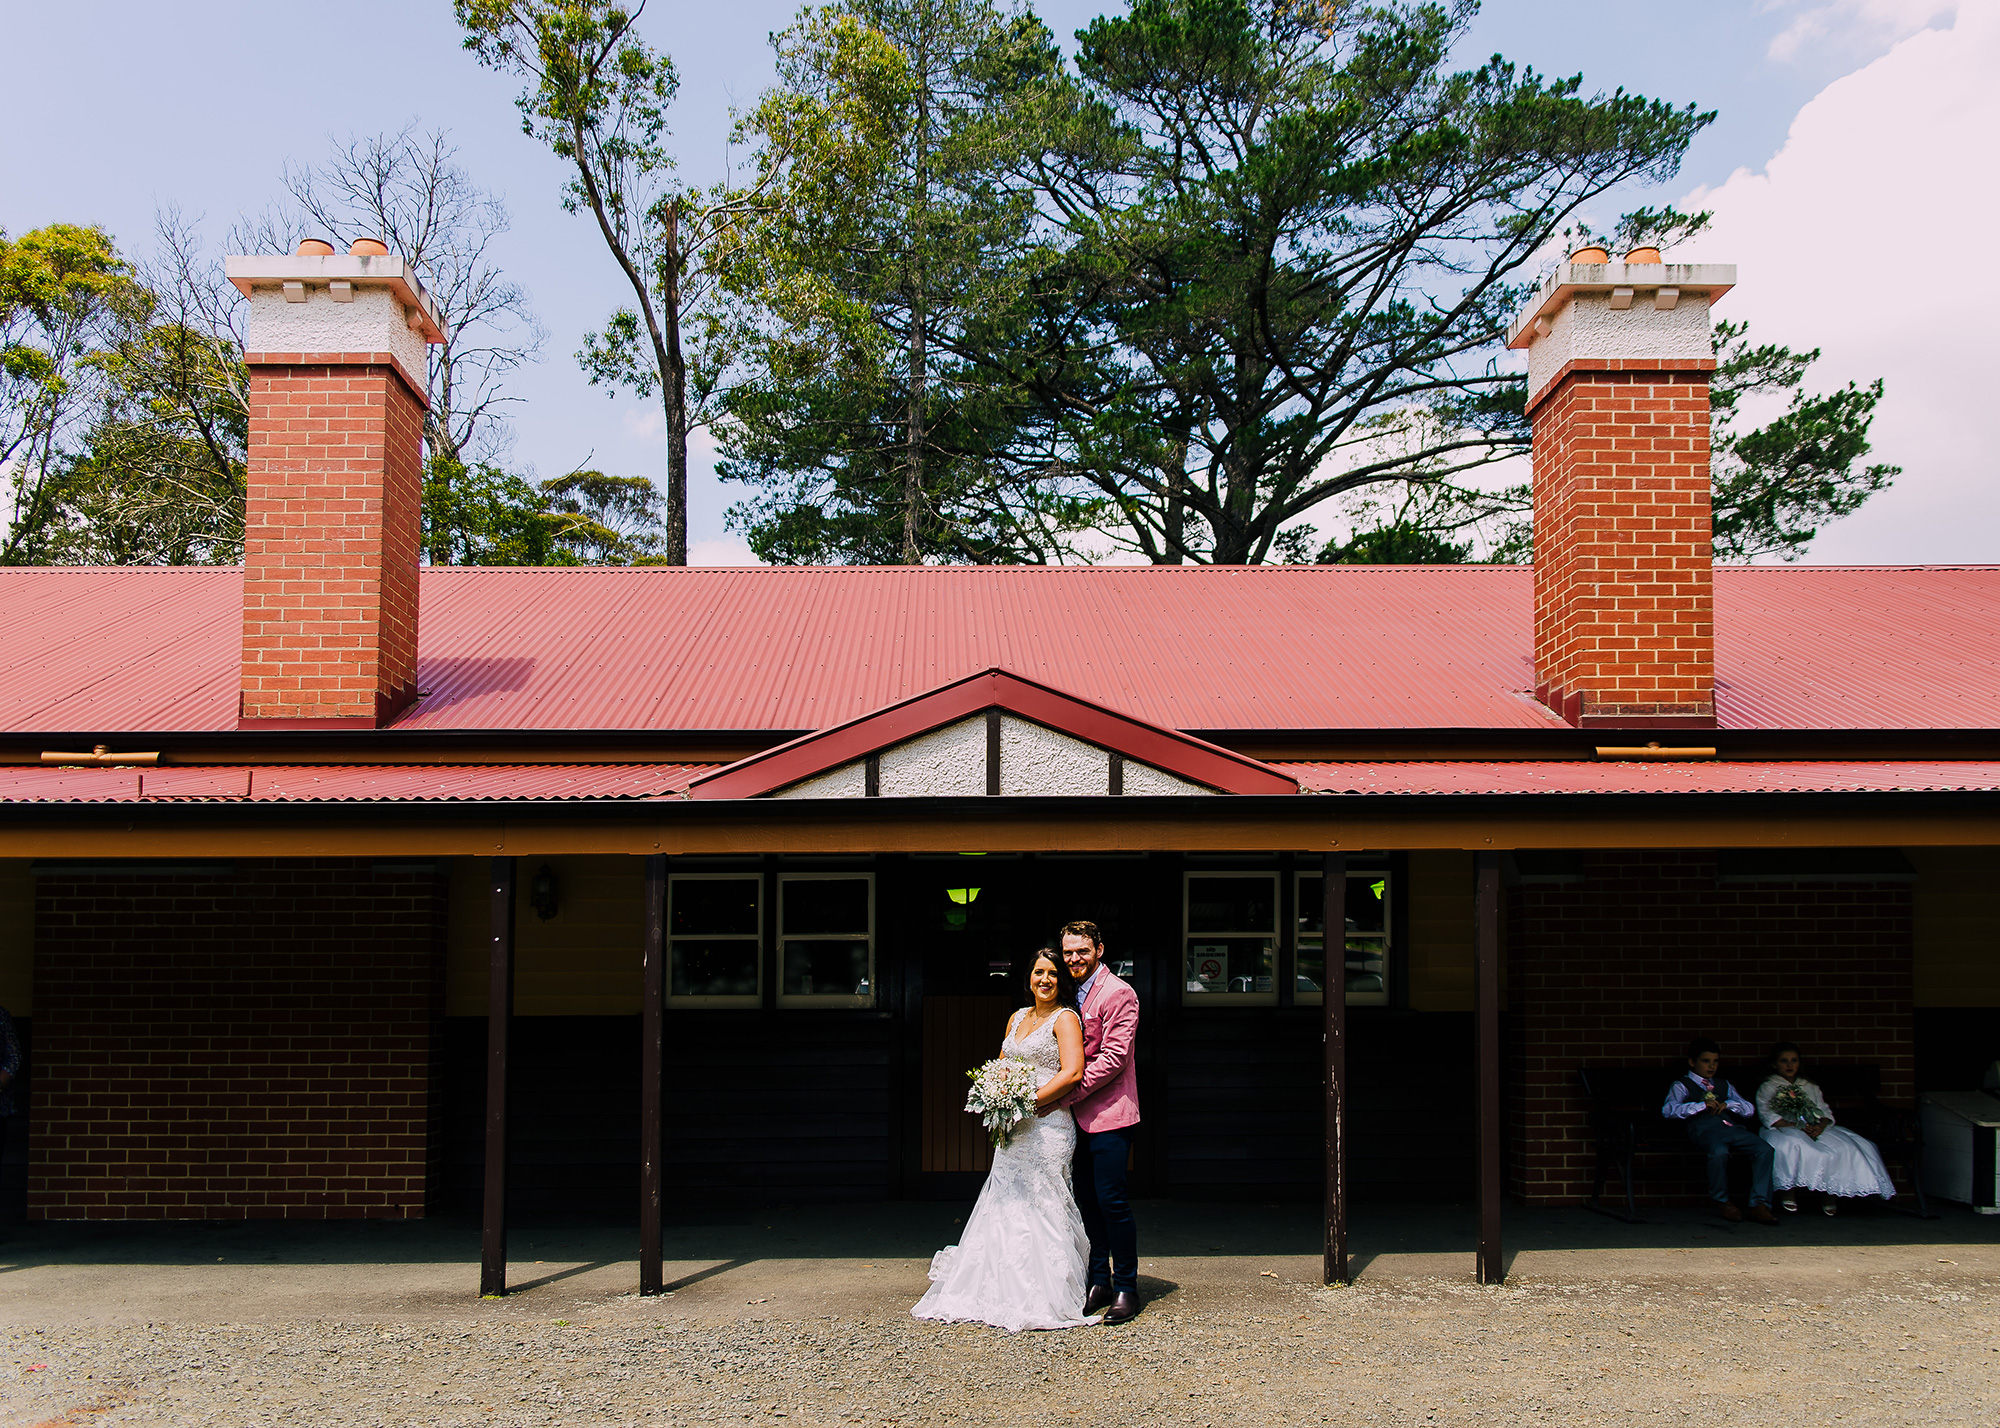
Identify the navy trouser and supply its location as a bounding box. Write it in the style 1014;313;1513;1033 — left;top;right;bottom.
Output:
1686;1116;1775;1206
1073;1123;1139;1294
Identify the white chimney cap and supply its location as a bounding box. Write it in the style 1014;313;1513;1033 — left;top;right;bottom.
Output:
226;254;445;342
1506;260;1733;350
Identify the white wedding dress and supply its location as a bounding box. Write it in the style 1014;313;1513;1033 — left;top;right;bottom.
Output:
1755;1076;1897;1200
912;1009;1098;1333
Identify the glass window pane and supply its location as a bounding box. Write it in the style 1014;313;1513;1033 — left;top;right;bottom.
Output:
1298;875;1324;936
671;939;759;998
783;939;872;998
1186;876;1275;933
672;878;759;936
1184;938;1274;995
782;878;870;935
1296;937;1325;995
1341;936;1388;994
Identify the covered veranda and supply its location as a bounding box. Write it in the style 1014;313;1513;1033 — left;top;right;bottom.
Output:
9;772;1991;1298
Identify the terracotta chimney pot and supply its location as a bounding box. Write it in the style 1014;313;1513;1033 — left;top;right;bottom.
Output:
295;238;336;256
1622;246;1663;265
1569;245;1610;264
349;237;391;257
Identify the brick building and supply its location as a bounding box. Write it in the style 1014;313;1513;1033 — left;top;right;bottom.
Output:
1;243;1995;1286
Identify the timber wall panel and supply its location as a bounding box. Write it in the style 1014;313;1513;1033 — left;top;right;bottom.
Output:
0;859;31;1014
445;855;644;1017
1906;845;2000;1007
27;860;445;1220
1406;850;1475;1013
1507;849;1914;1204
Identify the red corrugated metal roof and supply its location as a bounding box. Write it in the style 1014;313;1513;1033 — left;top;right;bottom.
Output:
3;565;1997;735
6;759;1986;804
1278;760;2000;795
0;764;703;803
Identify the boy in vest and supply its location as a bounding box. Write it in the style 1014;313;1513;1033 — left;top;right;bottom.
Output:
1662;1037;1777;1223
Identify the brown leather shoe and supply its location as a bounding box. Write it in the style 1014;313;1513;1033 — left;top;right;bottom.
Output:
1082;1284;1114;1317
1747;1204;1779;1225
1717;1202;1743;1222
1103;1291;1141;1325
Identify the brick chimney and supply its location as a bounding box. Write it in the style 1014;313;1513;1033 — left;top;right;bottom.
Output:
1507;249;1736;728
226;241;443;728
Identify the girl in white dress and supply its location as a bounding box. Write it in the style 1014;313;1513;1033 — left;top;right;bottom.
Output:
1756;1043;1897;1213
913;949;1100;1333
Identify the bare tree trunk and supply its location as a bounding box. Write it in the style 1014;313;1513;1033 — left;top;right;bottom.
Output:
661;202;690;566
569;114;687;566
902;28;931;567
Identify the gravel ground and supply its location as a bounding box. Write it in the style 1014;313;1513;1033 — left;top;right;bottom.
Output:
4;1209;1997;1428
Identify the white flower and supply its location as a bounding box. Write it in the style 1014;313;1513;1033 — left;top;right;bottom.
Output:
964;1057;1042;1147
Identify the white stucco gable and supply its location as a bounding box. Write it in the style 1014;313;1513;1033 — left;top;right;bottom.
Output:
769;712;1213;798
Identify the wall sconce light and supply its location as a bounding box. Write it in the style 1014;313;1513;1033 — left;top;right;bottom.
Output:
529;863;560;921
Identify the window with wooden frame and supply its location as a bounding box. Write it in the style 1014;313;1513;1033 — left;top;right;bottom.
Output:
1295;870;1391;1007
667;872;762;1007
777;873;876;1008
1182;872;1278;1006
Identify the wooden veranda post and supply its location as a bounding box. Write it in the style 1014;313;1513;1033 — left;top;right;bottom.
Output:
1474;851;1503;1285
481;857;517;1296
1322;851;1348;1285
639;854;667;1295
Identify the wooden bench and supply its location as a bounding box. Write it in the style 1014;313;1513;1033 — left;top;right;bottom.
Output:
1577;1065;1931;1222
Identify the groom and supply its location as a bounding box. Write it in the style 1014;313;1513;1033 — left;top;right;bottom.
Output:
1058;919;1142;1324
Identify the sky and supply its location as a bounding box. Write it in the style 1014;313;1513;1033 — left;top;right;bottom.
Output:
1;0;1987;564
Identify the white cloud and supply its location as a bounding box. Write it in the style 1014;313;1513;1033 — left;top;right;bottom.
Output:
1763;0;1958;62
689;535;764;566
1677;2;2000;562
621;405;666;442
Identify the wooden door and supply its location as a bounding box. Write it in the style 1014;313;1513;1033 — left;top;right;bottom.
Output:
921;995;1014;1173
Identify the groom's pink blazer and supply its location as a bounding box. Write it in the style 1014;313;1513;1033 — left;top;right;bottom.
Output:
1066;967;1140;1132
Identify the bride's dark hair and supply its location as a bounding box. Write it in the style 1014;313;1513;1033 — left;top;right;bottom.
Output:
1022;946;1081;1014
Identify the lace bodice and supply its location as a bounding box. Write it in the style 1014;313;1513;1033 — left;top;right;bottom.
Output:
1003;1008;1073;1078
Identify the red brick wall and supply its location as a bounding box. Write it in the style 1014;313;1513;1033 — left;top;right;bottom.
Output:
1508;850;1914;1204
27;860;446;1220
1529;366;1714;727
240;360;424;726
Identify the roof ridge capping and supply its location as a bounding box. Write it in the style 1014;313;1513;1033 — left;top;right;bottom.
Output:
687;667;1301;799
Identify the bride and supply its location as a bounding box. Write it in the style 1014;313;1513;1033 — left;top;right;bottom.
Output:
913;947;1100;1332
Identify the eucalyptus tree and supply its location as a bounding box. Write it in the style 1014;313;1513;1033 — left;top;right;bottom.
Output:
718;0;1106;564
0;224;146;562
458;0;775;565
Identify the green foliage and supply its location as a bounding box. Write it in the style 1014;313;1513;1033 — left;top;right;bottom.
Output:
1014;0;1716;564
1304;321;1896;564
423;458;670;564
1707;319;1897;560
719;0;1098;564
3;221;248;565
1;224;149;562
720;0;1720;565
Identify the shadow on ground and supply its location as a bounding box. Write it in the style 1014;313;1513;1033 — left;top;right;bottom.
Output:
2;1198;1995;1282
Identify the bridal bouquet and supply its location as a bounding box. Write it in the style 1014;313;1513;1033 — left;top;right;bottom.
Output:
965;1057;1043;1148
1768;1084;1826;1127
